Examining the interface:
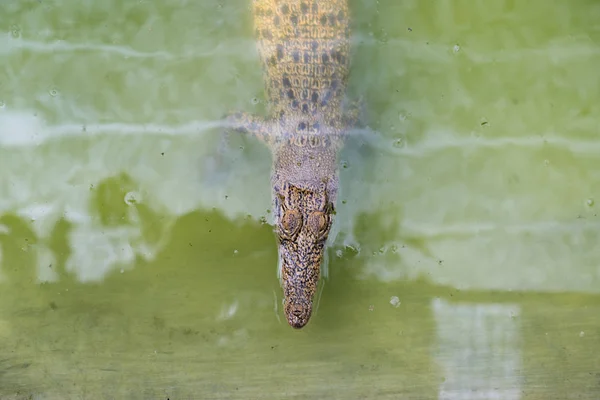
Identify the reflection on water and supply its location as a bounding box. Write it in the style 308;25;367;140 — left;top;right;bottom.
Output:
1;0;600;398
433;299;522;399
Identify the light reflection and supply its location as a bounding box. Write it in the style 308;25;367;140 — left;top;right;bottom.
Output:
433;298;522;400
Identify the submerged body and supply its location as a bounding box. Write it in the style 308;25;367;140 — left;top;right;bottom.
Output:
228;0;358;328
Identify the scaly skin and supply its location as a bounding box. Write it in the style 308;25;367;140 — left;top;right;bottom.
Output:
227;0;358;329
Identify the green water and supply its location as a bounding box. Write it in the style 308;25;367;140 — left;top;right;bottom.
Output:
1;0;599;398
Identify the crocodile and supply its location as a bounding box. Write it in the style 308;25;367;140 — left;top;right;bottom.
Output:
227;0;359;329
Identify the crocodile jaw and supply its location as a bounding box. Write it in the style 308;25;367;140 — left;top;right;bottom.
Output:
273;179;334;329
278;234;327;328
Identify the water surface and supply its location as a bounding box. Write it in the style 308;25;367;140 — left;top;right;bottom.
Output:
1;0;600;398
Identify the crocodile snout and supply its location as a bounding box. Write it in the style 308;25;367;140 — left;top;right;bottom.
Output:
285;300;312;329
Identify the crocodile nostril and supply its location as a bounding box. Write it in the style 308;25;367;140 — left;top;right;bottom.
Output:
291;306;303;316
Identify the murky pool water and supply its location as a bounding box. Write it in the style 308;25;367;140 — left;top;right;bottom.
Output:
1;0;600;398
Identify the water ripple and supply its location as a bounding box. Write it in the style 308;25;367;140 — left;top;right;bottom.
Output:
1;35;172;59
401;219;600;238
0;111;226;147
353;34;600;63
0;35;256;60
1;111;599;159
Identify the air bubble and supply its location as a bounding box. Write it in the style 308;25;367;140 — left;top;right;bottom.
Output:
251;97;259;105
392;137;404;148
377;29;389;43
124;191;141;205
586;198;594;207
390;296;401;307
49;88;59;97
453;44;460;53
10;25;21;39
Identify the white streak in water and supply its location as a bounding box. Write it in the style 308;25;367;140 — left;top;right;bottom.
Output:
0;35;257;60
0;111;227;147
352;34;600;64
2;111;600;159
401;219;600;238
353;127;600;157
0;35;172;59
273;290;281;323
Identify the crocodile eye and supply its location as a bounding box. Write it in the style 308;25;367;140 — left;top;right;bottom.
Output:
307;211;330;240
279;210;302;240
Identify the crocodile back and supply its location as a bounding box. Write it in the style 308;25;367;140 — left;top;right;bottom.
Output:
252;0;351;130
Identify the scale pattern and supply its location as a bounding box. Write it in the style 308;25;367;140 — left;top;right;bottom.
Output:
253;0;351;130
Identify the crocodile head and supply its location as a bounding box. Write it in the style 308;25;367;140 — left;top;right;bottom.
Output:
275;181;334;329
